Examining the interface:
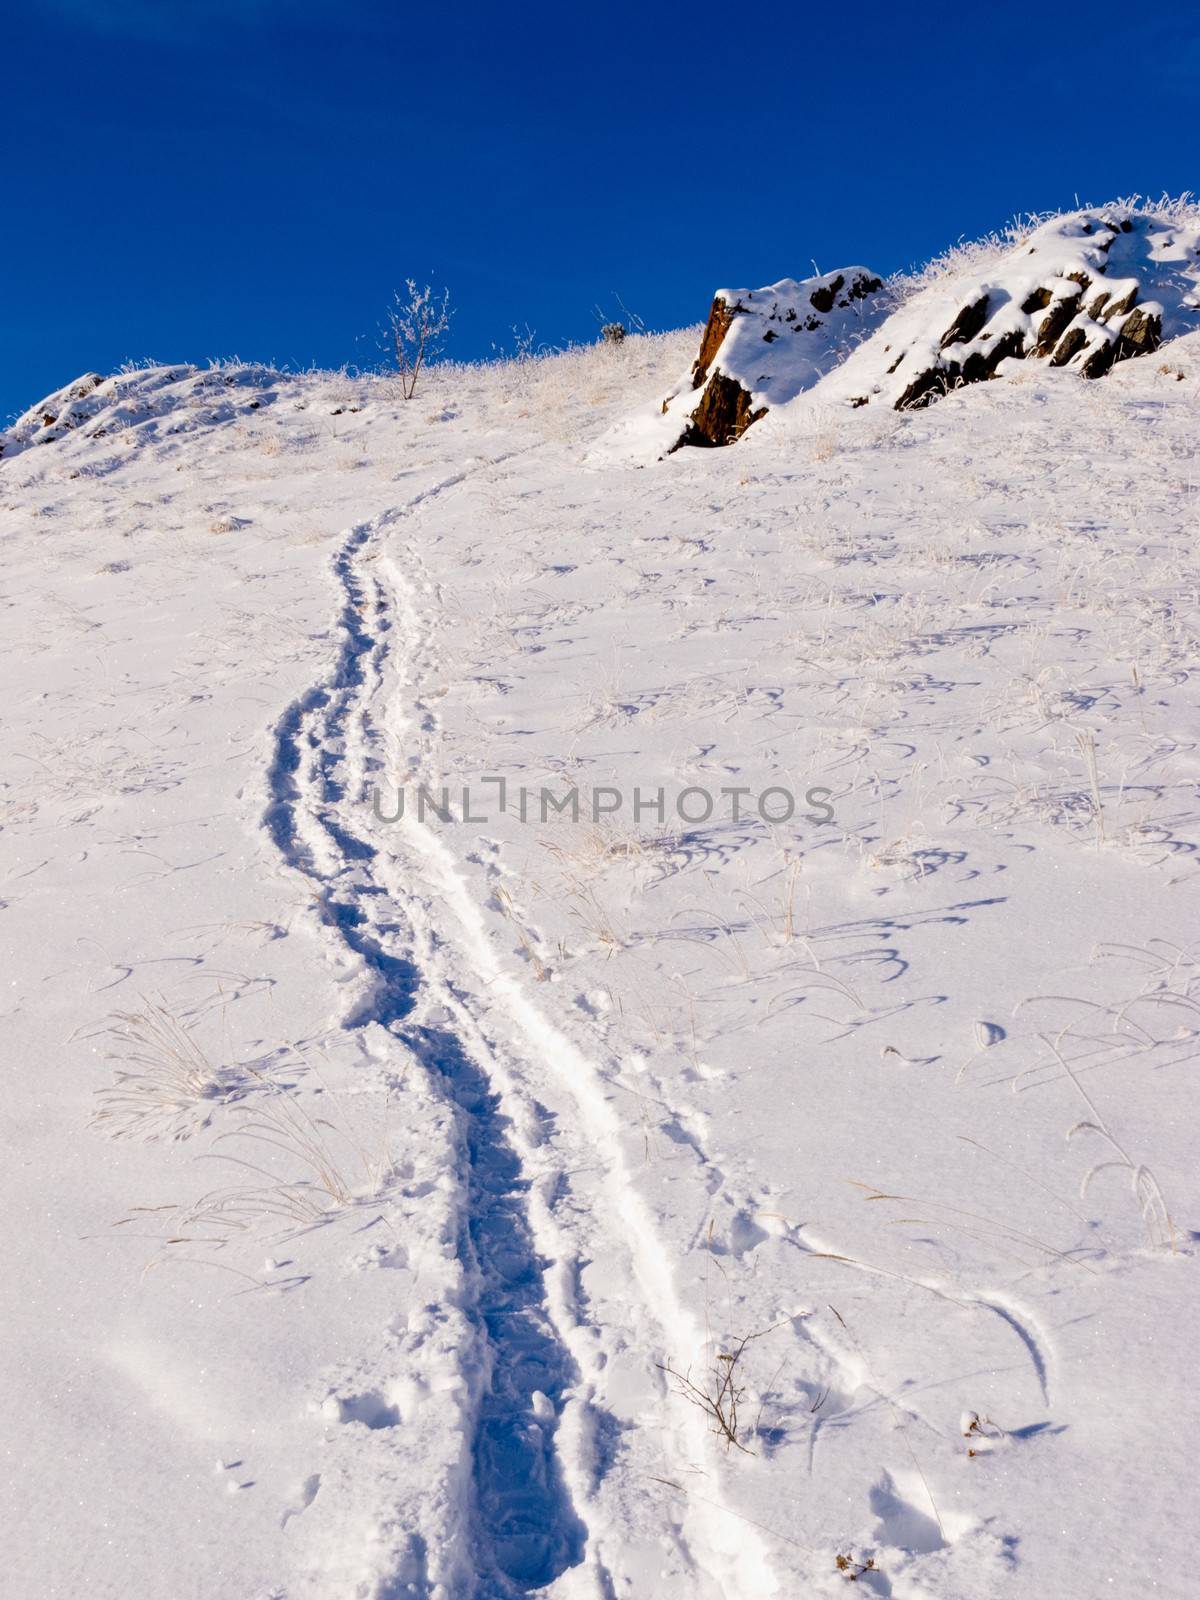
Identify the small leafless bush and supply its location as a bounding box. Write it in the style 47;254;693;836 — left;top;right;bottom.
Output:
388;280;453;400
658;1327;775;1454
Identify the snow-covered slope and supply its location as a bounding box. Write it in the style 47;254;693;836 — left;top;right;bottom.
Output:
0;362;281;460
2;311;1199;1600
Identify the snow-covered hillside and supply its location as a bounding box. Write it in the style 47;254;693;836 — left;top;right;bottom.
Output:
2;245;1198;1600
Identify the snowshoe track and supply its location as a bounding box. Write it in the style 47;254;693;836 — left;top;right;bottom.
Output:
263;463;781;1597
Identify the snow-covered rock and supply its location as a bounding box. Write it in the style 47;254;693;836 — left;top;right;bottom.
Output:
0;370;105;455
659;267;887;448
830;206;1200;411
640;206;1200;454
0;363;280;459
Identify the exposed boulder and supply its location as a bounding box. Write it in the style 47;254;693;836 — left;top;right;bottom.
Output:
659;268;888;449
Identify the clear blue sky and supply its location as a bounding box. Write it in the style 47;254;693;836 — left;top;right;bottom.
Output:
4;0;1198;419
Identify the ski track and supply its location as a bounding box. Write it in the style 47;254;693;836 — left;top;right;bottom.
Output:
263;462;780;1598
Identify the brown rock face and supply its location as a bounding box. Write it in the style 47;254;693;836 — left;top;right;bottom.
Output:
676;372;765;449
1115;306;1162;357
1032;289;1083;355
691;296;743;389
670;294;760;448
938;295;992;350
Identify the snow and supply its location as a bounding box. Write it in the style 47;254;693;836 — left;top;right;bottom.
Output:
1;286;1199;1600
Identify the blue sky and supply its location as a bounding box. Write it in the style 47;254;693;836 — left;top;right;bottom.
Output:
4;0;1198;419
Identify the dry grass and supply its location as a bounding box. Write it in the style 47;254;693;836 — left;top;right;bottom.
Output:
1052;1032;1177;1253
89;996;234;1141
163;1057;393;1243
104;1038;398;1278
494;884;551;980
658;1326;778;1455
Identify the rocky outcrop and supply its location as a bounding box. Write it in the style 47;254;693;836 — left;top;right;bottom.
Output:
0;372;105;456
659;268;888;449
691;296;740;389
0;364;280;463
829;209;1198;413
676;369;765;449
649;208;1200;449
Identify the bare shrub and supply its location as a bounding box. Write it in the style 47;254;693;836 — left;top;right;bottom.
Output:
658;1327;777;1454
388;280;453;400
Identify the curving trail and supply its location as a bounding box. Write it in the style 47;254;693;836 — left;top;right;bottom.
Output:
262;464;782;1598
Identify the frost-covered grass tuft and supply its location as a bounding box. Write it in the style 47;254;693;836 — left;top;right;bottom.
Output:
90;997;234;1141
176;1066;388;1234
116;1054;397;1275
